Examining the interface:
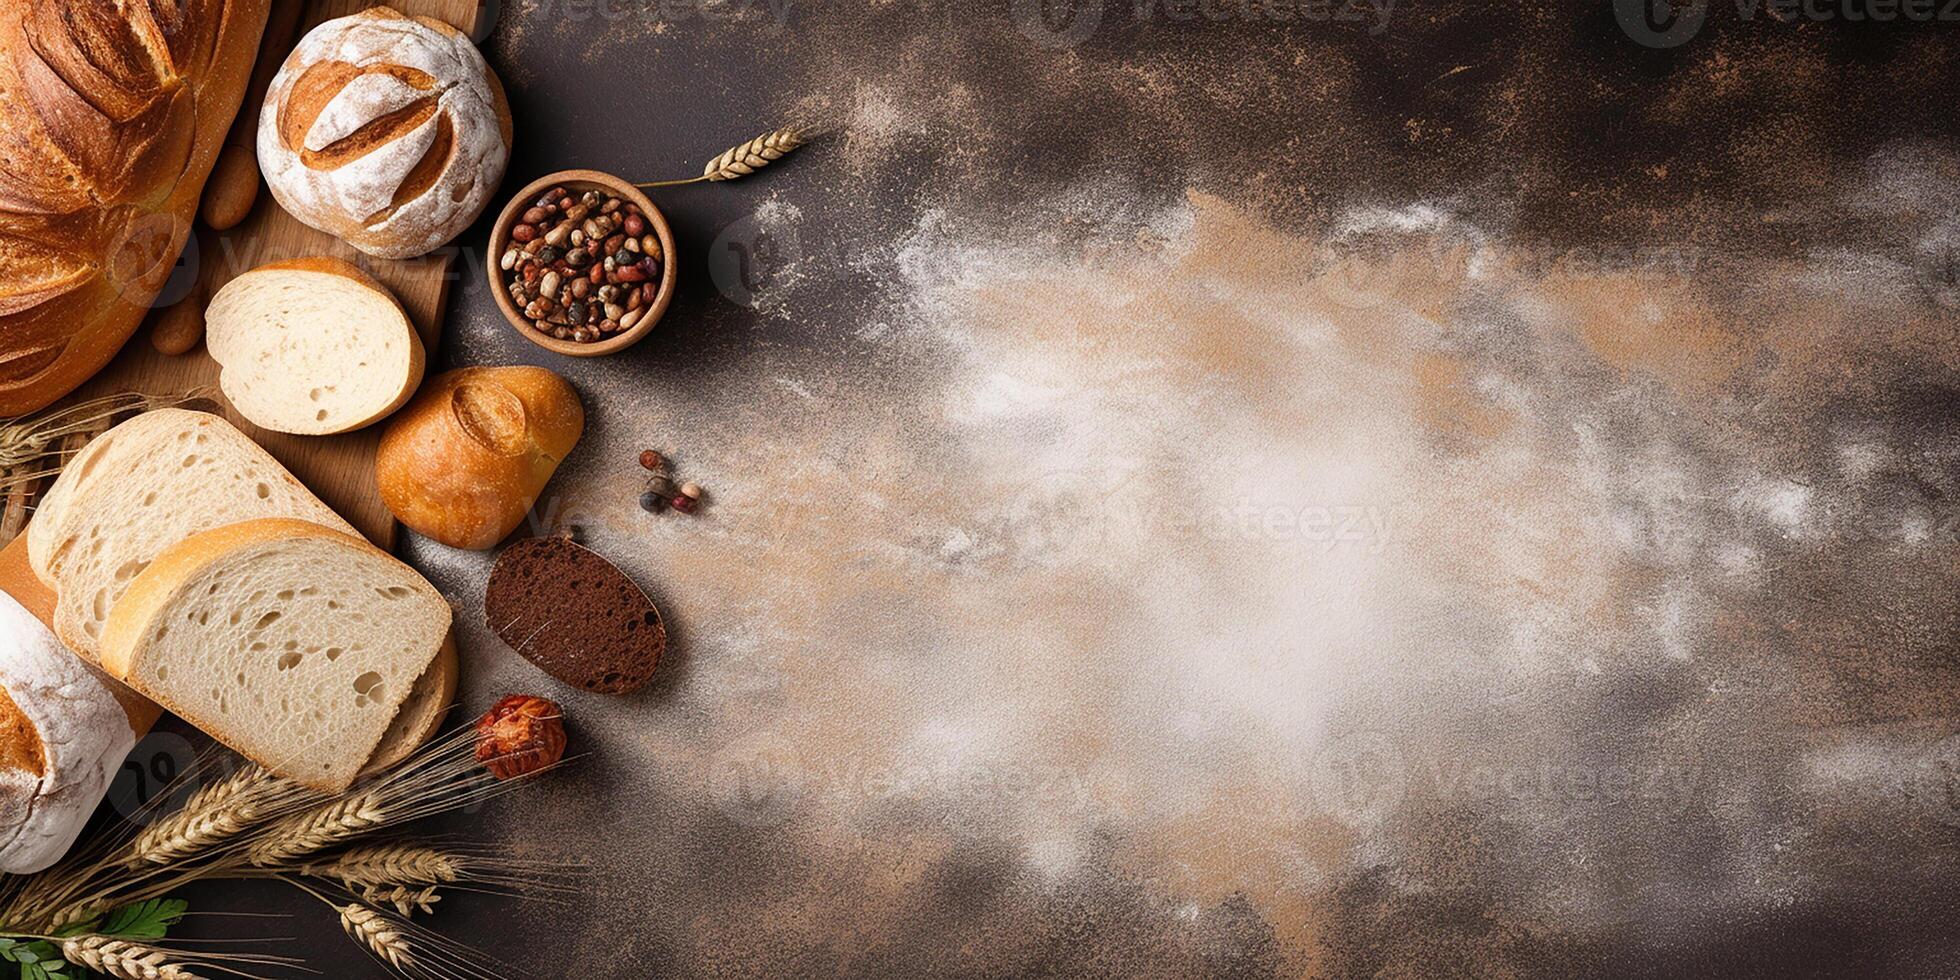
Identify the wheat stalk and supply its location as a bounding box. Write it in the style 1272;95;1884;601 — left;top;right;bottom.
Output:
358;884;442;917
60;937;204;980
127;766;292;868
300;844;460;889
338;904;414;972
637;126;809;188
0;390;207;485
245;791;386;866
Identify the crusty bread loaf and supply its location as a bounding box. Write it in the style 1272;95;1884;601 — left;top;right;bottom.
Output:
101;518;452;793
377;367;584;550
28;408;359;658
256;7;512;260
0;587;137;873
206;257;426;435
0;0;272;415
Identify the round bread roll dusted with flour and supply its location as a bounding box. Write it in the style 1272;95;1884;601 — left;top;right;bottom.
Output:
206;257;425;435
257;7;511;259
377;366;583;550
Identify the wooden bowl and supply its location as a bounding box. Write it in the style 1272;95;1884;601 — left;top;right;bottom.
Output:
487;169;677;357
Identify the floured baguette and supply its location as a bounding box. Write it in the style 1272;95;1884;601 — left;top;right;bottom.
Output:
102;519;452;792
205;258;425;435
28;408;359;659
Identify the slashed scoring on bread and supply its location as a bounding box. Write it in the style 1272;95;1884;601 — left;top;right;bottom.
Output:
256;7;512;259
0;1;271;414
376;366;584;550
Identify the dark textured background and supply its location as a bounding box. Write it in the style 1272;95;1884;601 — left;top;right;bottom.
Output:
144;1;1960;977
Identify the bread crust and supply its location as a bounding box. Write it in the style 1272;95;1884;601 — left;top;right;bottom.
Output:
0;535;146;873
376;367;585;550
363;632;456;774
0;0;273;415
0;589;139;873
101;517;407;676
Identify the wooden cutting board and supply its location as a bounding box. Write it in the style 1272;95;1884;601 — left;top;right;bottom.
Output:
0;0;489;550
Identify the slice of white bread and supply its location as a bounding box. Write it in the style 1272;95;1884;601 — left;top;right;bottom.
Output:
205;257;425;435
28;409;361;659
101;519;453;792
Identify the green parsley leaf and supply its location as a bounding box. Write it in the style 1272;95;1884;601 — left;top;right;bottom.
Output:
96;899;187;941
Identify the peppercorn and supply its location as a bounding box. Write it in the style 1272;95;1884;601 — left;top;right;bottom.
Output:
639;490;665;513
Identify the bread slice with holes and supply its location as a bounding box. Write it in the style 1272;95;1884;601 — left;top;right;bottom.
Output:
101;518;452;792
27;409;361;660
205;257;425;435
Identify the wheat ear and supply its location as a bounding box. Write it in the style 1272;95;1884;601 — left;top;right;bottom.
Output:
359;884;443;917
127;766;289;867
339;904;414;972
60;937;204;980
701;127;806;181
246;791;386;866
300;844;460;888
637;126;809;188
0;389;209;491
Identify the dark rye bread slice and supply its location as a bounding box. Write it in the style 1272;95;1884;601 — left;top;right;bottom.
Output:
485;535;665;694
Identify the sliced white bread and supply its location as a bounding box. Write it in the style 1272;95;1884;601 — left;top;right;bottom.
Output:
101;519;453;792
205;257;425;435
27;408;359;659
